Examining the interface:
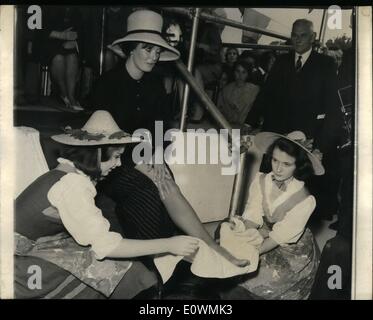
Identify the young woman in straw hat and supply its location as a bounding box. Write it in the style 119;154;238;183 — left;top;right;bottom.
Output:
14;110;200;299
90;10;248;269
222;131;323;300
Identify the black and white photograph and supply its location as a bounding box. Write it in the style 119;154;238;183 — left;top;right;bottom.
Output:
0;4;371;303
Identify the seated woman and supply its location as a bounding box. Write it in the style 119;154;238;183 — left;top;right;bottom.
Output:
222;47;239;83
90;10;248;268
223;131;323;300
14;110;200;299
41;6;84;111
217;61;260;128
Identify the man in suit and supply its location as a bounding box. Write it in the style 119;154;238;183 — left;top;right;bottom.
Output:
246;19;343;154
246;19;344;219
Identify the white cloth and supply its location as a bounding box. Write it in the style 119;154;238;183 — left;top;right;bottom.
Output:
242;172;316;245
15;127;49;197
295;48;312;69
47;159;122;260
219;217;261;272
154;238;254;283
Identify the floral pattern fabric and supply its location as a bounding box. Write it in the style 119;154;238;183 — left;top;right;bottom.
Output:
15;232;132;297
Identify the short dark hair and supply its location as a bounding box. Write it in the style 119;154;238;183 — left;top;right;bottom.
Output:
61;145;125;180
292;19;314;32
232;60;253;82
61;146;101;180
259;50;276;69
225;47;239;60
238;50;257;63
101;145;125;162
262;138;314;181
120;42;164;56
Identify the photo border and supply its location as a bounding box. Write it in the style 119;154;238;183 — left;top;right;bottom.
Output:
0;4;372;300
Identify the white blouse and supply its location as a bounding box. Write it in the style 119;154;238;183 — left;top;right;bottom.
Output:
242;172;316;246
47;158;122;260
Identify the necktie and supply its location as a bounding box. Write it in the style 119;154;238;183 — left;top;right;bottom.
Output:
295;55;302;72
271;175;287;192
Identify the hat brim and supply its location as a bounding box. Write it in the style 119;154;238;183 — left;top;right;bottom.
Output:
112;32;180;62
51;134;142;146
254;132;325;176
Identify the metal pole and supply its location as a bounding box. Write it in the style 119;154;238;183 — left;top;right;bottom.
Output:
99;7;106;75
320;9;329;47
222;42;293;51
163;7;290;41
180;8;200;131
228;151;248;218
318;9;327;43
174;59;233;138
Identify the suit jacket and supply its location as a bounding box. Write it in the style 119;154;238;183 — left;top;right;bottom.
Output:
246;51;343;153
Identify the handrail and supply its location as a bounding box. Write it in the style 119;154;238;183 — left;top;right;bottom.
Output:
180;8;201;132
222;42;293;51
99;7;106;75
162;7;290;41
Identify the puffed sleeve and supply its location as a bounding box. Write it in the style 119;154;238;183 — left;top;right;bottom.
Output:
241;173;264;227
269;195;316;246
47;173;123;260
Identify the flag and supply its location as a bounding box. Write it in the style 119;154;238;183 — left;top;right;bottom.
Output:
241;8;271;44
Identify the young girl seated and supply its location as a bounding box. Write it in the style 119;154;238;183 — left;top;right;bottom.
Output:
224;131;324;300
14;111;200;299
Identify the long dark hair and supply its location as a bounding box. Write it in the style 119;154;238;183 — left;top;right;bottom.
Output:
262;138;314;181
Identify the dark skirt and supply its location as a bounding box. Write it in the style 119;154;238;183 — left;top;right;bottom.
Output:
97;165;178;240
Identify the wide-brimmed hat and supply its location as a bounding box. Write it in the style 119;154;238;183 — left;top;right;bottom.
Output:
111;10;180;62
51;110;142;146
254;131;325;175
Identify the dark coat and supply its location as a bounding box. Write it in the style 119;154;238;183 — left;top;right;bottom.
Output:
246;51;343;153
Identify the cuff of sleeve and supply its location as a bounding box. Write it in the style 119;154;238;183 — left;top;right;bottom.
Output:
269;229;303;246
92;233;122;260
268;231;285;246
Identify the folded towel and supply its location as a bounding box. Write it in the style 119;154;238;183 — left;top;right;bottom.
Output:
154;226;260;283
219;217;263;272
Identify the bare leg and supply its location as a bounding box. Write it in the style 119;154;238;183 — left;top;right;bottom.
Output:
162;182;249;267
50;54;67;98
65;53;79;105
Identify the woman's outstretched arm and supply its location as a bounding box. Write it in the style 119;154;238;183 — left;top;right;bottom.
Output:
259;237;279;255
107;235;199;259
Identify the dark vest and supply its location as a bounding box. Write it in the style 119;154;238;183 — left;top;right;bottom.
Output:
15;170;68;240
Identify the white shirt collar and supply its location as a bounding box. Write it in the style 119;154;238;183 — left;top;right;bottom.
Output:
57;158;89;178
295;48;312;67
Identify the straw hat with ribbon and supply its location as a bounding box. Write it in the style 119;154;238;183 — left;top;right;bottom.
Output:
51;110;142;146
254;131;325;175
111;10;180;62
